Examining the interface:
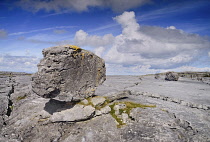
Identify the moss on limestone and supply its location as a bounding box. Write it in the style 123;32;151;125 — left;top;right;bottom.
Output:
16;95;27;101
95;97;111;110
77;97;94;107
109;103;126;128
9;105;14;111
77;96;111;110
109;101;156;128
77;96;156;128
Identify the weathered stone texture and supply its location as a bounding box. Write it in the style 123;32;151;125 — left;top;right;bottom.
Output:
165;72;179;81
50;104;95;122
32;45;106;101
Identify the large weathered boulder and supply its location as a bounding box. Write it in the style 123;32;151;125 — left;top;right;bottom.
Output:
32;45;106;101
165;72;179;81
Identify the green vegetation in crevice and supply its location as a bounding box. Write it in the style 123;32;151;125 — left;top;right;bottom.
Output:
161;108;168;112
77;97;93;106
109;103;126;128
9;105;14;111
109;101;156;128
16;95;27;101
95;97;111;110
77;96;111;110
77;96;156;128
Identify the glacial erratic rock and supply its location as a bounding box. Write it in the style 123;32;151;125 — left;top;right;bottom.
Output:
32;45;106;101
165;72;179;81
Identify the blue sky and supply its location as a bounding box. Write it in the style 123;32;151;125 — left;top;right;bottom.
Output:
0;0;210;75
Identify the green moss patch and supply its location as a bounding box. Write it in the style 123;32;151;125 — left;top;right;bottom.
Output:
16;95;27;101
109;103;126;128
77;96;111;110
77;97;96;107
77;96;156;128
95;98;111;110
109;101;156;128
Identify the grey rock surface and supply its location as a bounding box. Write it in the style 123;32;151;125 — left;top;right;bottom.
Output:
0;75;14;130
90;96;106;106
50;104;95;122
95;105;111;116
32;45;106;101
165;72;179;81
1;73;210;142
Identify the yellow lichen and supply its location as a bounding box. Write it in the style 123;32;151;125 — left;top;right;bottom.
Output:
68;45;81;51
81;53;85;60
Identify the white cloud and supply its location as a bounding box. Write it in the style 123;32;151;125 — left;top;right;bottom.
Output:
208;52;210;57
167;26;176;30
94;47;105;57
0;57;3;63
0;29;8;38
17;0;151;13
0;54;40;73
74;11;210;75
177;66;210;72
24;62;31;66
9;26;75;36
18;33;72;45
106;63;164;75
74;30;114;47
53;29;67;34
106;11;210;68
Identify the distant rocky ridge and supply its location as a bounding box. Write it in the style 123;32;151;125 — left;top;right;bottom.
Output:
0;71;31;76
155;71;210;85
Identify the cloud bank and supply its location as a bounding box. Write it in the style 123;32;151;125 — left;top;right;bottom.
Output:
17;0;151;13
9;26;75;36
2;10;209;75
0;29;8;38
74;30;114;47
0;54;40;73
73;11;210;75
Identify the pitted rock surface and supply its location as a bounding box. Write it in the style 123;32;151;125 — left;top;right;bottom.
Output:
32;45;106;101
50;104;95;122
1;73;210;142
165;72;179;81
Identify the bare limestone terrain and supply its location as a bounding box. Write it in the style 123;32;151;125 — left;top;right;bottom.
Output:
0;72;210;142
0;46;210;142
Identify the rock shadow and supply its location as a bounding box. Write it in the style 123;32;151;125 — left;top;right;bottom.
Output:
44;99;77;115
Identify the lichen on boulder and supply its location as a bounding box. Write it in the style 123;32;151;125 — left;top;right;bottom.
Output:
32;45;106;101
